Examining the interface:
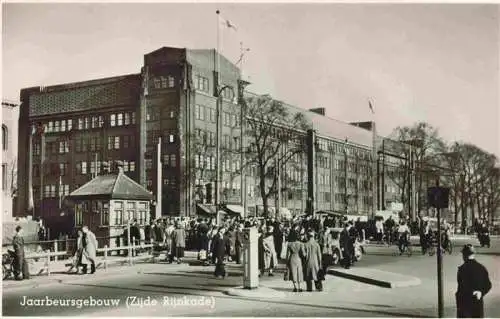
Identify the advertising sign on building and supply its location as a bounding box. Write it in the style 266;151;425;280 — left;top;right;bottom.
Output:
390;202;404;212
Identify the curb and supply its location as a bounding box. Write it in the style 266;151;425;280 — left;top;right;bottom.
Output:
328;268;421;288
226;286;287;298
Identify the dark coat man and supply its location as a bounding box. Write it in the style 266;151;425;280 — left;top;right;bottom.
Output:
212;227;227;278
456;244;492;318
12;226;29;280
130;220;141;245
339;223;355;269
234;224;244;264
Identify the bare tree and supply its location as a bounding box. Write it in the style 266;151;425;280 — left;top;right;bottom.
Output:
242;95;310;217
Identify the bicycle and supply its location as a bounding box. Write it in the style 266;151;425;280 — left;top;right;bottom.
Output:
396;234;412;257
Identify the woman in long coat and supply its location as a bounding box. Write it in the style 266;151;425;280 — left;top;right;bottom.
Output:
258;228;265;276
81;226;98;274
321;228;335;273
262;226;278;276
286;230;304;292
303;231;323;292
172;223;186;264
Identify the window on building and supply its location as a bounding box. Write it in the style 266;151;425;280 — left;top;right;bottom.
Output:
101;202;109;225
84;117;90;129
145;159;153;170
59;140;69;154
75;205;83;226
195;104;205;121
208;108;216;123
168;76;175;88
78;118;83;130
154;78;161;89
170;154;176;167
1;125;7;151
47;121;54;133
117;113;123;126
169;134;175;143
130;161;135;172
110;114;116;127
221;86;234;100
54;121;60;132
169;110;175;119
61;120;66;132
81;161;87;174
113;202;124;226
195;75;209;92
114;136;120;149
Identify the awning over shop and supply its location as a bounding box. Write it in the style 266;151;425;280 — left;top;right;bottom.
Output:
196;203;217;215
223;205;245;216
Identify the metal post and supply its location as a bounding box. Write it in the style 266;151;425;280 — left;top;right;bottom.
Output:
104;245;108;270
436;179;444;318
344;139;348;214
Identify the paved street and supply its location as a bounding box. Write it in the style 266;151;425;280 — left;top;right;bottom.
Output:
2;237;499;317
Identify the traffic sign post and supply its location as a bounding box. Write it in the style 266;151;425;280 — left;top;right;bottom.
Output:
427;181;450;318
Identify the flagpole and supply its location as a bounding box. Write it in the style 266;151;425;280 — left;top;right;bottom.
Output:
215;9;221;214
156;137;162;220
370;99;377;219
28;128;34;216
40;125;45;219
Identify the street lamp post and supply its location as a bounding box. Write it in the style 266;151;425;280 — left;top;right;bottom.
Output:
215;84;234;215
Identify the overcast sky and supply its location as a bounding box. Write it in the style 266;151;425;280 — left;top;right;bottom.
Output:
2;3;499;157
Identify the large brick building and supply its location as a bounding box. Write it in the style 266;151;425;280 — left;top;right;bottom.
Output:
17;46;384;236
2;100;19;221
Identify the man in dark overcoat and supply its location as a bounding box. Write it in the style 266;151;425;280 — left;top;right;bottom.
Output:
339;222;355;269
456;244;492;318
212;226;227;278
12;225;29;280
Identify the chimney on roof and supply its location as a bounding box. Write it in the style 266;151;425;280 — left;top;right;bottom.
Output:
308;107;325;116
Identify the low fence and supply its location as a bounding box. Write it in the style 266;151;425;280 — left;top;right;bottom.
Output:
4;238;158;277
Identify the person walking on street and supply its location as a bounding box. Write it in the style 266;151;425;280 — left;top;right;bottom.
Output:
12;226;29;280
340;222;354;269
172;222;186;264
164;221;175;263
130;219;141;257
285;230;304;292
81;226;98;274
263;226;278;277
234;223;244;264
303;230;323;292
72;229;84;274
213;226;227;279
456;244;492;318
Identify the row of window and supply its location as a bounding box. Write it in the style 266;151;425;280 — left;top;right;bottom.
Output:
144;154;177;169
194;104;240;127
75;160;136;175
195;129;216;146
146;130;176;145
43;184;70;198
222;135;241;150
37;112;136;134
146;106;176;121
74;201;149;227
153;76;175;89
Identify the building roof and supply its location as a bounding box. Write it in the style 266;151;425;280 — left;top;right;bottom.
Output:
68;168;153;201
244;91;374;148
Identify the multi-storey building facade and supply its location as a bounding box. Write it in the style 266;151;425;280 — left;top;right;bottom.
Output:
2;100;19;221
18;46;379;236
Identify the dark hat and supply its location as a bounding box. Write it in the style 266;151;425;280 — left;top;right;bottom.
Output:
461;244;475;256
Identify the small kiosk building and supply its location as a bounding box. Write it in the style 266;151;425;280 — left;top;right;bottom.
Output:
67;167;153;248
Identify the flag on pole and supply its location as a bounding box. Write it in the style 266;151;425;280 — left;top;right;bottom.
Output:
219;13;238;31
369;100;375;114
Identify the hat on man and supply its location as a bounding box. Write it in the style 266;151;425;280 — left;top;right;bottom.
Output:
461;244;475;256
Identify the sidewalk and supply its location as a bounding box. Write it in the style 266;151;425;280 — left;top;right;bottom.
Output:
2;258;194;290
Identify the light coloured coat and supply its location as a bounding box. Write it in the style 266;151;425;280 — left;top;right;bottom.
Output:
262;234;278;270
82;230;98;264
